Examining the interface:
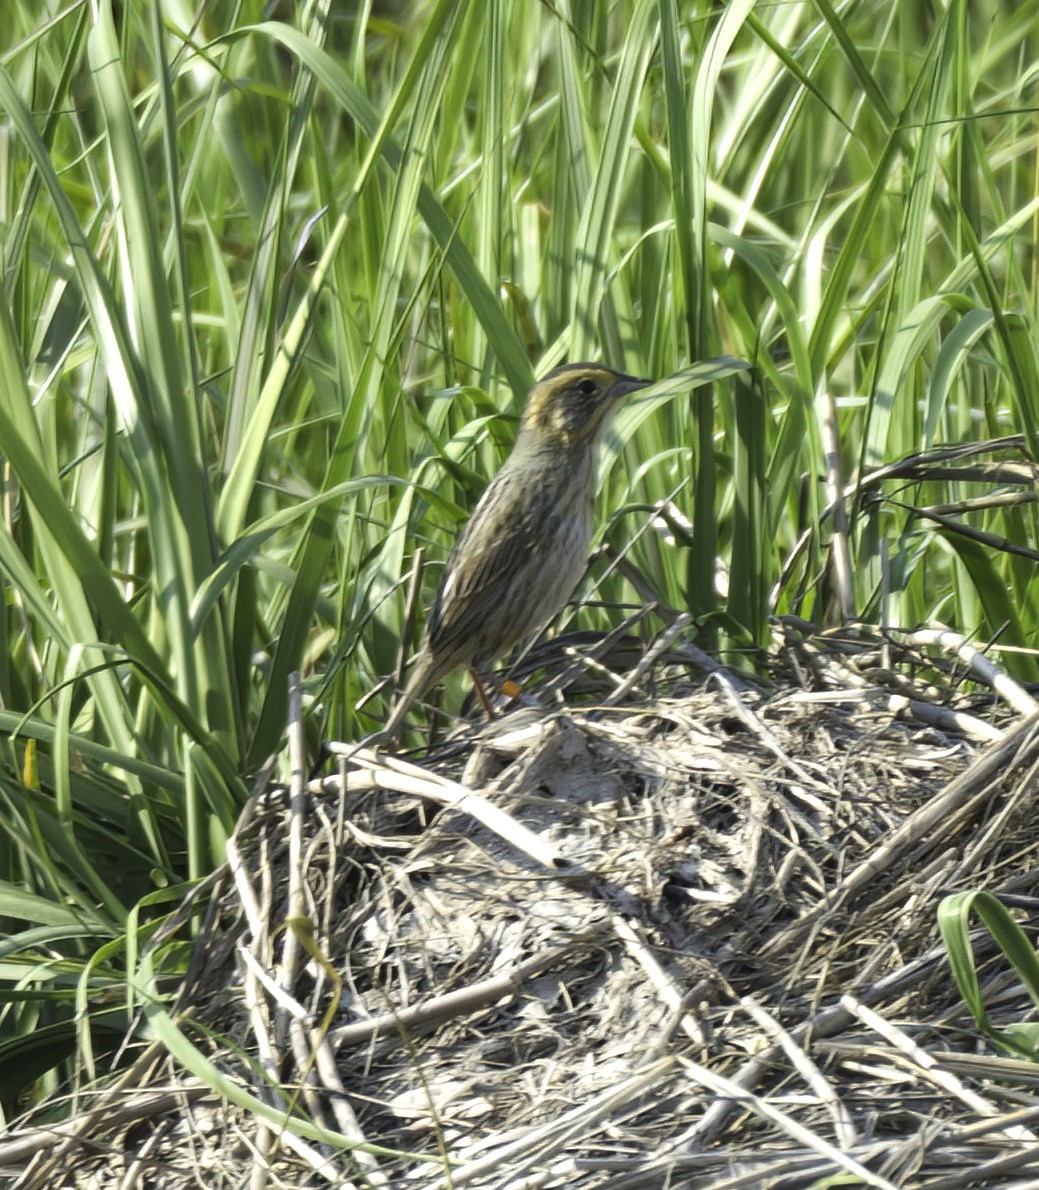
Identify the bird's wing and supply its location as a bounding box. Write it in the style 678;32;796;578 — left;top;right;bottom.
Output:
426;462;548;655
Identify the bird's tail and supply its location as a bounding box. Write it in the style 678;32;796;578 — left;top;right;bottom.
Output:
382;650;442;741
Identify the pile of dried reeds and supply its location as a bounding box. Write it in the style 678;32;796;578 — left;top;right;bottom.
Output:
8;622;1039;1189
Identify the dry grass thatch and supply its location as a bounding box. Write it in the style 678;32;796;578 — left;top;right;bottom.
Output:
7;621;1039;1188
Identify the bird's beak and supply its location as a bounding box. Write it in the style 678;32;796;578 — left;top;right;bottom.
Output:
608;373;653;399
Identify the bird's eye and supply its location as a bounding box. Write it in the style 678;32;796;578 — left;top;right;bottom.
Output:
577;379;599;397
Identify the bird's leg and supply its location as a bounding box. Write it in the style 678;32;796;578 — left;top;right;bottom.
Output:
470;671;526;719
470;669;496;720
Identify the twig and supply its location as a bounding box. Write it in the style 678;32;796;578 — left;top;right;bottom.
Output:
740;995;857;1150
761;715;1039;958
331;944;574;1048
276;673;309;1015
324;744;580;873
902;626;1039;719
840;994;1037;1143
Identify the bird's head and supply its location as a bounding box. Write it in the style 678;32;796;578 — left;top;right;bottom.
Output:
519;363;650;448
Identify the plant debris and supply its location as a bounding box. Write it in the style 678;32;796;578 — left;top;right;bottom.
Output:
7;622;1039;1188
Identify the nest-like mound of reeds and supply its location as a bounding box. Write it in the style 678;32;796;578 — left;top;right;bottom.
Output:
8;621;1039;1188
